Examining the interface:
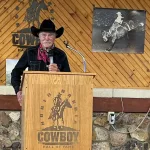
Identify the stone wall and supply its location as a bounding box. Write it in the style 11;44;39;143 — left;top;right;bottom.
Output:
0;111;21;150
92;113;150;150
0;111;150;150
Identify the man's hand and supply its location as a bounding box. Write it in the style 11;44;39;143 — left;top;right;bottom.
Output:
17;91;22;106
48;63;60;72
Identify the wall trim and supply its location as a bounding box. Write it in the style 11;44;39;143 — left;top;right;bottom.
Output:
0;86;150;112
0;95;150;112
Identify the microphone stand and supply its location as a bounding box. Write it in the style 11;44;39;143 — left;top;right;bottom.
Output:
63;41;86;73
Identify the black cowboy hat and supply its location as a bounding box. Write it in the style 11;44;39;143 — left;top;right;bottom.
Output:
31;19;64;38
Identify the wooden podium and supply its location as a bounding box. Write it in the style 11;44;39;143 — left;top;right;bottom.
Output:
21;71;95;150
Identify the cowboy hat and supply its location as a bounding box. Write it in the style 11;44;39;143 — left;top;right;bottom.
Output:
31;19;64;38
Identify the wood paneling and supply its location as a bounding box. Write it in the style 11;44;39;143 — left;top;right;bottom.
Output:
1;0;150;89
0;95;150;112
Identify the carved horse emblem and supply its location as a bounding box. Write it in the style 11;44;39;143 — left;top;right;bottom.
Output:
48;93;72;129
24;0;48;27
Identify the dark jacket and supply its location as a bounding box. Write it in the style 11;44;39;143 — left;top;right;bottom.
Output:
11;45;71;94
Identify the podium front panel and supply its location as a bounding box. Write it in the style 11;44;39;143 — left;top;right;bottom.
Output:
22;73;94;150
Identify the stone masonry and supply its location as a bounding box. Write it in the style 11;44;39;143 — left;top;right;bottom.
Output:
0;111;150;150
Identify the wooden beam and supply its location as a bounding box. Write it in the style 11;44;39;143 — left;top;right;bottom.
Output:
93;97;150;113
0;95;21;110
0;95;150;112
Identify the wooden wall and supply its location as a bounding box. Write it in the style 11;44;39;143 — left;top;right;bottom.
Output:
0;0;150;88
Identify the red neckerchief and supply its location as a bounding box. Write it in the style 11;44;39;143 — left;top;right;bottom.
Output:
37;44;49;63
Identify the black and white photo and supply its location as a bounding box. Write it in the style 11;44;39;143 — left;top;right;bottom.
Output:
92;8;146;53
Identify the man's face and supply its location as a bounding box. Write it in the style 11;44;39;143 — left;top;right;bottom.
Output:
39;32;56;48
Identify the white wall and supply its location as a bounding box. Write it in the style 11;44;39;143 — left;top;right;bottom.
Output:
1;86;150;98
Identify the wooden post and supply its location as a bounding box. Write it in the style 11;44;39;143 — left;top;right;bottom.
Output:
22;71;95;150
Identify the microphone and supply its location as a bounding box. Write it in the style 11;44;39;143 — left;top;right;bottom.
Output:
48;50;54;64
63;40;86;72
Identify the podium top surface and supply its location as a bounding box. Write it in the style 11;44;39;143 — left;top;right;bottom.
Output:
23;71;96;76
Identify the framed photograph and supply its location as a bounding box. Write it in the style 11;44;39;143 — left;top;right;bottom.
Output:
6;59;19;85
92;8;146;53
6;59;28;85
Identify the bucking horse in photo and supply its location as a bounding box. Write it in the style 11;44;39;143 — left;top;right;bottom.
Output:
102;12;144;51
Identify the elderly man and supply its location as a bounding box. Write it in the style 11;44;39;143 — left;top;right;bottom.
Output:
11;19;70;106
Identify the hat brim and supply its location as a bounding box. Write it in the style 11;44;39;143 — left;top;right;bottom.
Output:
31;26;64;38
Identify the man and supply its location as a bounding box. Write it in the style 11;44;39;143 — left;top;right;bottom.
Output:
107;12;124;38
11;19;71;106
